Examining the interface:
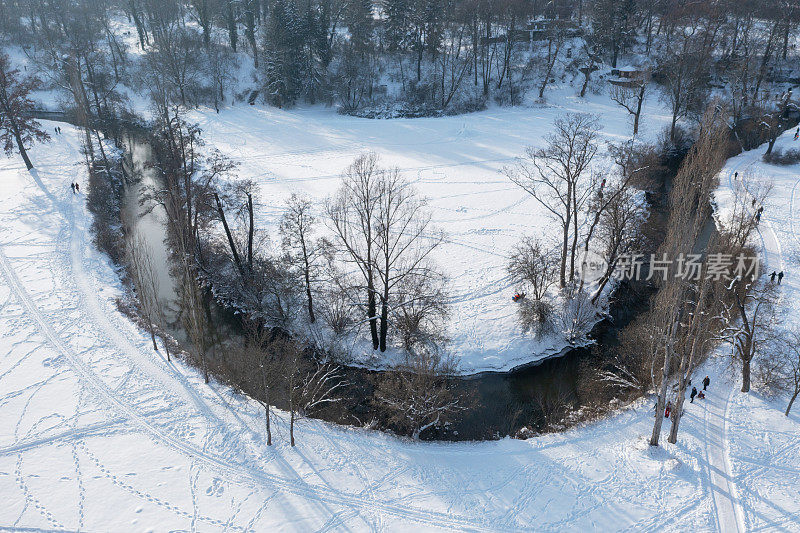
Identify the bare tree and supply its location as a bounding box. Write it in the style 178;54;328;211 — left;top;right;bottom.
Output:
657;31;711;142
590;185;646;303
609;81;647;136
327;153;444;353
778;328;800;416
506;113;601;288
373;348;466;439
236;323;278;445
722;279;777;393
125;232;170;361
507;237;558;301
374;169;443;352
576;42;599;98
392;270;449;352
536;22;567;99
274;338;346;446
649;106;729;446
554;287;597;344
326;153;382;350
0;53;50;170
281;194;327;325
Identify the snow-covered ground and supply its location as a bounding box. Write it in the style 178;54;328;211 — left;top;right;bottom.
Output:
189;95;672;372
713;128;800;531
2;120;799;531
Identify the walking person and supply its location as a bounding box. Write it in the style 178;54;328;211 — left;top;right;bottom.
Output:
70;182;75;194
703;376;710;391
690;387;698;403
74;182;79;193
770;271;777;283
778;271;784;285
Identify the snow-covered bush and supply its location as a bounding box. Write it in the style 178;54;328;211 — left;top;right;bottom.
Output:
762;147;800;166
554;288;598;345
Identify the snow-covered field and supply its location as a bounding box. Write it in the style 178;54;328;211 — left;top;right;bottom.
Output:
189;95;672;372
2;120;799;531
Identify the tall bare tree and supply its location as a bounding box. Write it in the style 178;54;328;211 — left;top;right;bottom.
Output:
649;106;728;446
281;194;327;325
0;53;50;170
506;113;601;288
326;153;382;350
374;169;443;352
327;153;443;352
610;81;647;136
125;232;170;361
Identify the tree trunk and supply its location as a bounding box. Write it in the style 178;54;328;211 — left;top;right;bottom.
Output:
670;112;678;142
247;193;254;271
226;2;237;52
262;366;272;445
559;221;569;288
163;327;171;362
650;357;670;446
741;357;751;392
633;85;645;136
245;8;258;69
368;280;379;350
379;296;389;352
290;407;295;447
651;319;677;446
14;129;34;170
214;193;246;279
580;70;590;98
304;270;315;323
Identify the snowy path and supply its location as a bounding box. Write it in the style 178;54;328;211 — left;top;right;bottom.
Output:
700;376;745;533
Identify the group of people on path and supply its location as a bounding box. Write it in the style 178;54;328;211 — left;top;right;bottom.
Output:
70;182;80;194
690;375;710;403
661;375;711;418
54;126;63;134
770;271;785;284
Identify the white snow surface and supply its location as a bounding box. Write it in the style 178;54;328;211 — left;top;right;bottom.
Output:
712;128;800;531
1;120;799;531
188;96;672;372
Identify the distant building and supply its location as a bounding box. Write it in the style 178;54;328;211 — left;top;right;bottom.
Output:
609;66;649;88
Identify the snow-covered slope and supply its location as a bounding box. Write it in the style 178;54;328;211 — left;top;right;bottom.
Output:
189;97;672;372
2;121;798;531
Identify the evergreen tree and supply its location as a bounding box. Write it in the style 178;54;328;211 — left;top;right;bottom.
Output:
263;0;306;106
